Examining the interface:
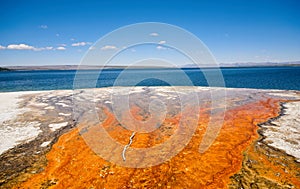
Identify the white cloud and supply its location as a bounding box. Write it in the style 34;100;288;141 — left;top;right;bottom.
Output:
101;45;117;50
45;46;54;50
2;43;64;51
89;46;96;50
5;44;56;51
150;32;159;37
39;25;48;29
158;40;166;44
33;46;54;51
70;38;75;41
56;33;60;37
71;42;91;47
156;45;167;50
56;46;66;50
7;44;36;50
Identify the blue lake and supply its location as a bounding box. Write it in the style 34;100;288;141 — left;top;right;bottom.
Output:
0;67;299;92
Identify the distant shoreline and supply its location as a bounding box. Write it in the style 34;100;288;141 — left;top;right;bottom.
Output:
0;67;11;72
1;63;300;71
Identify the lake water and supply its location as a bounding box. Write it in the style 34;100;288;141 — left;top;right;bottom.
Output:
0;67;299;92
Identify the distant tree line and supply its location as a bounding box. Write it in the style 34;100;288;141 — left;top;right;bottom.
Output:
0;67;11;71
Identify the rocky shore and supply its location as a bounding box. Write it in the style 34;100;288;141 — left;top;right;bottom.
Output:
0;87;299;188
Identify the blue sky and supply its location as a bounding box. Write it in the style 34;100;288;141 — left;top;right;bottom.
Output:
0;0;299;66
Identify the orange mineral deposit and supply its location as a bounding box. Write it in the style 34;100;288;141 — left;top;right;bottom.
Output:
17;98;299;189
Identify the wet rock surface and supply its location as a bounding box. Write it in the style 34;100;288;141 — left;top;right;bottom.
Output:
229;102;300;189
0;87;299;188
0;91;76;187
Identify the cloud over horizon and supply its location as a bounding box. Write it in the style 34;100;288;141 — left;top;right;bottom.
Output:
156;45;167;50
56;46;66;50
150;32;159;37
0;44;61;51
71;42;91;47
7;44;36;50
39;25;48;29
100;45;117;50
